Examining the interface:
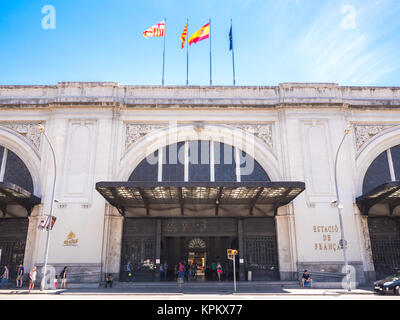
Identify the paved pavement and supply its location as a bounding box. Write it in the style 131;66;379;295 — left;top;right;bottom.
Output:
0;281;381;299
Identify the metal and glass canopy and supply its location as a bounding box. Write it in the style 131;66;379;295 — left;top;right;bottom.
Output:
356;181;400;215
96;181;305;217
0;182;41;215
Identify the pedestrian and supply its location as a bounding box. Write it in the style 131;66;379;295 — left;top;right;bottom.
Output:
28;266;37;292
216;262;222;281
60;266;67;289
0;266;10;288
105;273;113;288
174;264;178;281
126;260;133;282
163;262;168;280
16;263;24;288
211;260;217;280
301;270;313;288
159;263;164;280
54;275;58;289
224;261;230;281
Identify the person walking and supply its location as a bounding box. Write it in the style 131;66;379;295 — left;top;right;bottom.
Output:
0;266;10;288
59;266;67;289
126;260;133;282
16;264;24;288
28;266;37;292
216;262;223;281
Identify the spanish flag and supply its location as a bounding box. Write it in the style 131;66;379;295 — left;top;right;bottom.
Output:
180;22;188;49
188;22;210;45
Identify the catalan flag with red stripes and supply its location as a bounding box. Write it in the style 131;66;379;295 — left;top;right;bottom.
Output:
142;20;165;38
180;22;188;49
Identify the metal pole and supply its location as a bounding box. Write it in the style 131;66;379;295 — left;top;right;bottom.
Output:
230;19;236;86
162;18;166;86
233;256;236;293
333;125;352;292
186;19;189;86
38;125;57;291
209;18;212;86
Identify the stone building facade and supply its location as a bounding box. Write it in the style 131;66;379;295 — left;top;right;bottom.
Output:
0;82;399;285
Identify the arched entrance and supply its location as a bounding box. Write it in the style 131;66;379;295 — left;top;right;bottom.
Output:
356;144;400;279
0;144;40;280
97;136;305;282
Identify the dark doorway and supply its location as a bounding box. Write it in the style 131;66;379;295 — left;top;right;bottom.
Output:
0;218;28;281
161;236;238;281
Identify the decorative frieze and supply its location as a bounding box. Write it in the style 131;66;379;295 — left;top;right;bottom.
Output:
353;124;396;150
230;124;274;152
0;122;43;150
125;123;166;150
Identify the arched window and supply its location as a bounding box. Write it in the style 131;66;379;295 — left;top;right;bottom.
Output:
0;145;33;193
128;141;270;182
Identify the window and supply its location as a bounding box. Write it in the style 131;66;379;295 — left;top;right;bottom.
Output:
129;141;270;183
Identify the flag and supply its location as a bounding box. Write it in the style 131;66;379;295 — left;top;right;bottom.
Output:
142;20;165;38
188;22;210;45
180;22;188;49
229;25;233;51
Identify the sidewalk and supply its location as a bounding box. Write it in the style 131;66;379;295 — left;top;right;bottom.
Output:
0;281;374;296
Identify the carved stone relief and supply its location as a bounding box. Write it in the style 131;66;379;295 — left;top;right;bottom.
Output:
230;124;274;152
353;124;397;151
0;122;43;150
125;123;166;151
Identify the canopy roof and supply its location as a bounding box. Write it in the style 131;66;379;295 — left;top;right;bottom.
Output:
96;181;305;217
0;182;41;215
356;181;400;215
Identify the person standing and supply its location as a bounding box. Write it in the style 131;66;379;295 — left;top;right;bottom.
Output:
0;266;10;288
16;264;24;288
159;263;164;280
163;262;168;281
28;266;37;292
174;264;178;281
224;261;230;281
211;260;217;280
60;266;67;289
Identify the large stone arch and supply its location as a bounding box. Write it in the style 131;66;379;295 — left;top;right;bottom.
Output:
119;123;281;181
0;126;41;197
355;125;400;197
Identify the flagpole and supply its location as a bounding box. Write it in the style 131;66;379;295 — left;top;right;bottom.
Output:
186;19;189;86
231;19;236;86
162;18;166;86
209;18;212;86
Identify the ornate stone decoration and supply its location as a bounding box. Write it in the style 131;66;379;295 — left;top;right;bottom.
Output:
353;124;396;150
230;124;274;151
125;123;166;150
0;122;43;150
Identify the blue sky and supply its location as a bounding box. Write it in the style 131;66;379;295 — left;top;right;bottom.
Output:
0;0;399;86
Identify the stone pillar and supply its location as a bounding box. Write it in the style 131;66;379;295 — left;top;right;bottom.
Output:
102;204;124;281
354;205;376;283
24;205;43;272
155;219;161;281
238;219;245;281
275;206;296;280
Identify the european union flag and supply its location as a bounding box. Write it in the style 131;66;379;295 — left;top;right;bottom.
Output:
229;25;233;51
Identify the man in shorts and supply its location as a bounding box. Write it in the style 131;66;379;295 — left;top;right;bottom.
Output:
301;270;313;288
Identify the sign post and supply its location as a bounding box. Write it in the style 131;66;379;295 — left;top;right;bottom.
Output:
227;249;238;293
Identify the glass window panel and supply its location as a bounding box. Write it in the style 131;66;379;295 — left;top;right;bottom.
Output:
363;150;391;194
